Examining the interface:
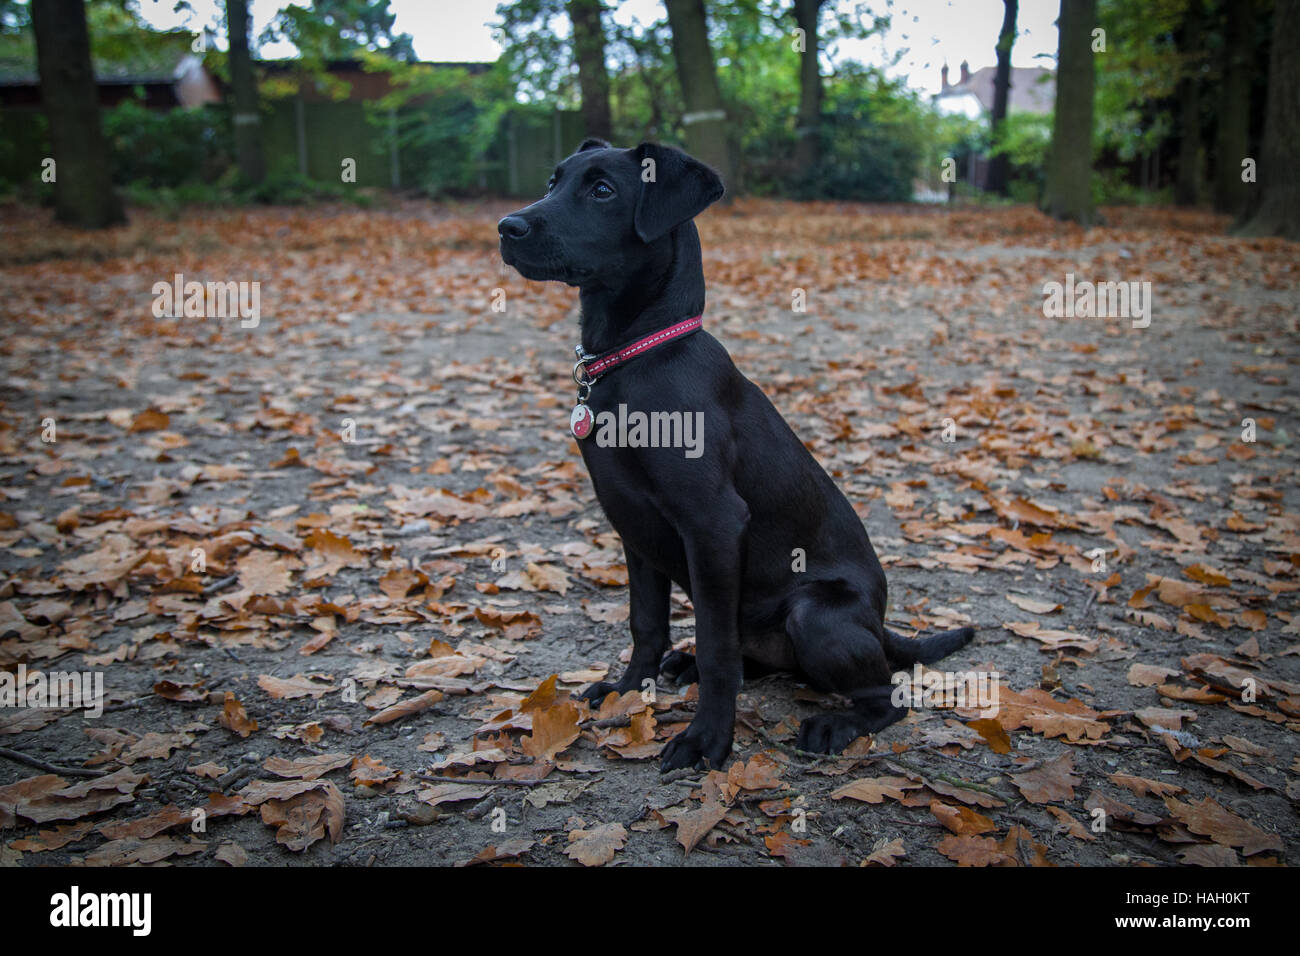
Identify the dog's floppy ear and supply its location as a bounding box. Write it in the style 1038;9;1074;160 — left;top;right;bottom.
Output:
633;142;725;243
578;138;610;152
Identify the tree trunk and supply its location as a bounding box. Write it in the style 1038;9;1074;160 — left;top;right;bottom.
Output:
664;0;733;193
227;0;265;184
1237;0;1300;239
986;0;1017;196
568;0;613;142
1213;0;1251;216
30;0;125;228
1174;0;1203;207
792;0;823;178
1041;0;1095;225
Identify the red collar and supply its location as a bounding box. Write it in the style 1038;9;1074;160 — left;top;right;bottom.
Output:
573;316;702;387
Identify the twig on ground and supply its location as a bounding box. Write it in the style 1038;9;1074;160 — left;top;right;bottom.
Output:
201;574;239;596
886;816;946;829
101;695;152;713
738;788;801;804
584;708;695;729
0;746;105;778
417;773;553;787
884;757;1009;798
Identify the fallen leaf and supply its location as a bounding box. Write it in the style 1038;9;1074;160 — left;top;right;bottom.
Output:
564;821;627;866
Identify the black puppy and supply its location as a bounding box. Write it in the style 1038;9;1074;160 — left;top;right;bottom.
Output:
499;139;973;771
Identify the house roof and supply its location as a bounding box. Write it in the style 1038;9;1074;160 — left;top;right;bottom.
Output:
935;65;1055;115
252;58;495;103
255;58;494;76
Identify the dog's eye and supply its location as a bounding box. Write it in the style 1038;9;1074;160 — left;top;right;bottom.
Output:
545;179;556;195
590;182;614;199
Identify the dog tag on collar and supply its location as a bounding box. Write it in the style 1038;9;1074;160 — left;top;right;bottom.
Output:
570;403;594;439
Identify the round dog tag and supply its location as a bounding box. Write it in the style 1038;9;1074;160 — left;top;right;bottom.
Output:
570;403;594;439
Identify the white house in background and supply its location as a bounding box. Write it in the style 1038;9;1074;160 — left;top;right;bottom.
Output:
928;61;1055;193
933;60;1055;118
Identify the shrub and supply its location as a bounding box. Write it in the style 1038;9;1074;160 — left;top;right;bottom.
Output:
788;68;935;202
103;96;230;188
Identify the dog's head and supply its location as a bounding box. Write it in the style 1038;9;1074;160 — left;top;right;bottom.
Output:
498;140;724;287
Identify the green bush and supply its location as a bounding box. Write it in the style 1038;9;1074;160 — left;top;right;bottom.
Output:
239;158;363;205
779;68;935;201
990;112;1051;171
120;178;223;213
385;92;484;196
1092;167;1172;206
103;96;230;188
362;56;508;198
806;106;919;201
100;95;380;208
990;112;1052;202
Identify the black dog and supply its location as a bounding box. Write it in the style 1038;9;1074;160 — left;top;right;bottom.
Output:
499;140;973;771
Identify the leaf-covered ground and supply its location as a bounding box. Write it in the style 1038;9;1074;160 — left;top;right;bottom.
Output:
0;200;1296;867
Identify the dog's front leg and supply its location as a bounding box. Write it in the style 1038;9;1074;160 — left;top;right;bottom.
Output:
578;547;670;705
660;505;747;772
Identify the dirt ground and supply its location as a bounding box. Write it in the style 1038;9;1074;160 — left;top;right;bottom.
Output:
0;199;1296;867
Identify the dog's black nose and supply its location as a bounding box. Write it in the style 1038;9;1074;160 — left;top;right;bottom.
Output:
497;216;530;240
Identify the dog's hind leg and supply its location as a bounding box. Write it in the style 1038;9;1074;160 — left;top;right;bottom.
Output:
659;649;698;686
785;586;911;753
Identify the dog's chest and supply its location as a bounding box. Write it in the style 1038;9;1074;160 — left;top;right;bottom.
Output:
577;443;685;566
578;442;661;528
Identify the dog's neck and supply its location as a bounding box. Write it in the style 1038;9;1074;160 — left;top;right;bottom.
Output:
577;222;706;355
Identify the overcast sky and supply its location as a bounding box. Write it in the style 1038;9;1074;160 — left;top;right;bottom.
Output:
137;0;1060;96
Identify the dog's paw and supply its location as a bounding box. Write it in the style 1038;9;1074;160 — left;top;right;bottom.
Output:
795;713;869;754
576;679;628;707
660;720;732;772
658;650;698;686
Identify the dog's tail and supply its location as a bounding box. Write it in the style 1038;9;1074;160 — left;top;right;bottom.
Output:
883;626;974;667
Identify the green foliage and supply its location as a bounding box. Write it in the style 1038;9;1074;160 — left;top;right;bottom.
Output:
684;1;911;196
493;0;574;106
103;97;229;188
254;0;416;100
710;0;800;171
119;177;228;216
1094;0;1188;160
362;54;510;197
988;112;1052;200
7;0;1241;207
990;112;1052;169
101;93;378;208
0;0;195;83
85;2;195;75
492;0;923;198
240;157;360;204
116;159;373;211
800;65;935;201
1092;167;1173;206
0;0;28;32
261;0;415;66
3;0;413;207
